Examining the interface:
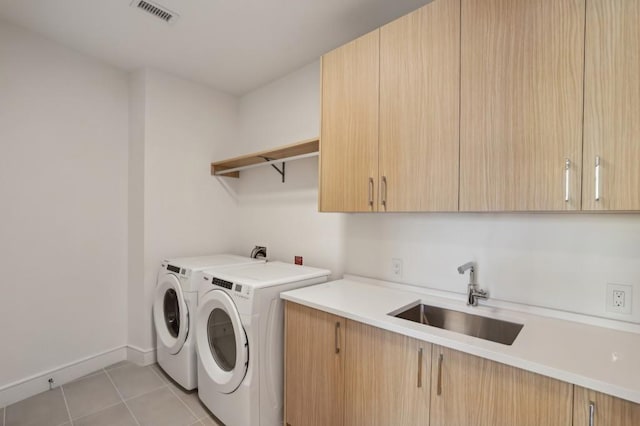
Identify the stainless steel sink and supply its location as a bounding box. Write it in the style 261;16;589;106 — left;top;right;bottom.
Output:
390;303;523;345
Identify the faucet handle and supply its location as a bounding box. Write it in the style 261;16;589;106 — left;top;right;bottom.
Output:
467;285;488;306
474;288;488;299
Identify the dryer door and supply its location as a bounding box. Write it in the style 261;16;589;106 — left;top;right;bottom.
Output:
196;290;248;394
153;273;189;354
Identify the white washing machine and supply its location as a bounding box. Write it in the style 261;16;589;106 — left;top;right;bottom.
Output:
195;261;330;426
153;254;263;390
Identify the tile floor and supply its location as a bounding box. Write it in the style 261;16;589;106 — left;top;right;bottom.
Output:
1;362;223;426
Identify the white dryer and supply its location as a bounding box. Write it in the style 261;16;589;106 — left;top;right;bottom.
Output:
153;254;263;390
195;261;330;426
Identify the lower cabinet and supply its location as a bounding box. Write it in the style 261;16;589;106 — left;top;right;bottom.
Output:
283;303;640;426
284;302;345;426
345;320;431;426
430;345;573;426
573;386;640;426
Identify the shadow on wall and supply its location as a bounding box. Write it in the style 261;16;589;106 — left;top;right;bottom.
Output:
216;157;319;205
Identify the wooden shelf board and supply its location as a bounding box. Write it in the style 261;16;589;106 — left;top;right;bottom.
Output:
211;137;319;177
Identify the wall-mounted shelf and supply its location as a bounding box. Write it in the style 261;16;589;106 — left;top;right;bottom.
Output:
211;137;319;182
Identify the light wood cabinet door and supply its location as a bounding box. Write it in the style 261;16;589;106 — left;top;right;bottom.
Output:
582;0;640;211
378;0;460;212
430;346;573;426
284;302;345;426
459;0;585;211
344;320;431;426
574;386;640;426
319;30;379;212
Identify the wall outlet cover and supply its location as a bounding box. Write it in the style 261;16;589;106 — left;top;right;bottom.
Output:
391;258;403;279
606;283;632;315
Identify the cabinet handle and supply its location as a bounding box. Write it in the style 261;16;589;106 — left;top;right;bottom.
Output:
588;401;595;426
595;156;601;202
368;177;374;207
334;322;341;354
417;348;423;388
564;159;570;202
437;353;443;396
381;176;387;209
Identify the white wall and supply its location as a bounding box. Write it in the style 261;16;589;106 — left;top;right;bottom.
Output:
233;61;640;325
346;213;640;323
236;61;322;156
127;70;241;352
0;20;129;388
229;61;346;278
127;70;147;350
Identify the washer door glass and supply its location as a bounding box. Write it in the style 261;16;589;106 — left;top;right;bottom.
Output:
208;308;237;371
196;290;248;394
164;288;181;338
153;273;189;355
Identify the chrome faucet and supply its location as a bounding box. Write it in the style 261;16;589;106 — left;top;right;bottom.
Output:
457;262;488;306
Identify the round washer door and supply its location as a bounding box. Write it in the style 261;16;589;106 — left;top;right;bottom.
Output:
153;273;189;354
196;289;248;394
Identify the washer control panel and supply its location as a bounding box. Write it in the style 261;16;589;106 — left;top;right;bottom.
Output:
211;277;233;290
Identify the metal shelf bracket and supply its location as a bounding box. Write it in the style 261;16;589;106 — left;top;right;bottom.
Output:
259;156;286;183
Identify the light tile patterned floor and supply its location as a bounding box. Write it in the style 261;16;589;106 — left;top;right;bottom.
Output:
2;362;223;426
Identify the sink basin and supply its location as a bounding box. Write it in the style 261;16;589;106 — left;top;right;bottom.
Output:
390;303;523;345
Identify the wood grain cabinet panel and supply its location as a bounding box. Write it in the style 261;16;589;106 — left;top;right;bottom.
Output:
284;302;345;426
574;386;640;426
319;30;379;212
582;0;640;211
429;346;573;426
459;0;585;211
344;320;431;426
379;0;460;212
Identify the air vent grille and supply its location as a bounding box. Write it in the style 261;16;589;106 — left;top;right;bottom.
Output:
132;0;178;23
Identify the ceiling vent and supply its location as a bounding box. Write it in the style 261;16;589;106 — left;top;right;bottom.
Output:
131;0;179;24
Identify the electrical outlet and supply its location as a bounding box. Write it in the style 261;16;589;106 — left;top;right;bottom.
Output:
391;258;403;279
613;290;625;308
606;283;632;314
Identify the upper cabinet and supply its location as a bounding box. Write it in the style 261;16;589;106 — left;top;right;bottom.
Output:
582;0;640;211
378;0;460;212
319;0;460;212
318;0;639;213
459;0;585;211
319;30;380;212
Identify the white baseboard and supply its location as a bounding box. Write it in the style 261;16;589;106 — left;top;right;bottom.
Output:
0;346;127;407
126;345;156;366
0;345;158;408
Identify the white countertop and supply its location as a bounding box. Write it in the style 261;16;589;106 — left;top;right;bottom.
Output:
280;276;640;404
